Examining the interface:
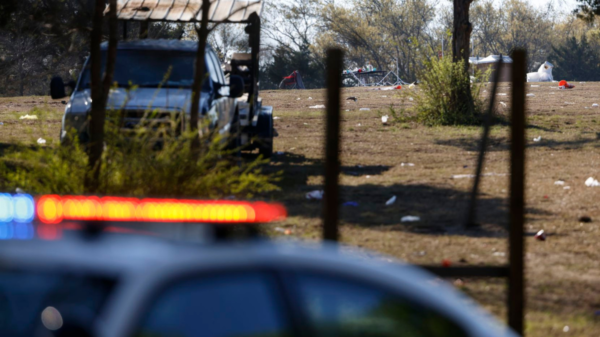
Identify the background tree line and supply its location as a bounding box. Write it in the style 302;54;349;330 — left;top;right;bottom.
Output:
3;0;600;97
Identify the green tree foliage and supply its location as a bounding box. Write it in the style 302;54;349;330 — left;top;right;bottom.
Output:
549;35;600;81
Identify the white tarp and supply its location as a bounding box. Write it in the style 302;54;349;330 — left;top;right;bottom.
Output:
527;61;554;82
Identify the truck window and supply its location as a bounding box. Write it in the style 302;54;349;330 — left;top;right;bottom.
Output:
135;272;292;337
294;273;470;337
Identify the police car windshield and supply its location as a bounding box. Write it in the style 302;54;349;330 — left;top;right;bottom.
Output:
0;271;115;337
81;50;196;89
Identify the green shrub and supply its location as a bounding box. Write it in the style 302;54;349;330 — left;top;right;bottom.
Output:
0;107;279;199
414;55;489;126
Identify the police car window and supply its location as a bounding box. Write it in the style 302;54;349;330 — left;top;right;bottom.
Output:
295;274;469;337
135;272;292;337
0;271;115;337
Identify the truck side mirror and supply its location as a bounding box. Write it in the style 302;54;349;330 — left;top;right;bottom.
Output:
229;75;245;98
50;76;67;99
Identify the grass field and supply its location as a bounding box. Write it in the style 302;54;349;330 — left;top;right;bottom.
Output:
2;82;600;335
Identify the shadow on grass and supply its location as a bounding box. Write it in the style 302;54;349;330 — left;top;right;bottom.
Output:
266;152;549;238
435;133;600;152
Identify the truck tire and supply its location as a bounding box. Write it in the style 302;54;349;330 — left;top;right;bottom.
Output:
256;108;274;159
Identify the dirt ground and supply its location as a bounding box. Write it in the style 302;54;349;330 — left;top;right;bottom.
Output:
2;82;600;335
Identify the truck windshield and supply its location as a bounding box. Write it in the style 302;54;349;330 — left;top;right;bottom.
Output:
0;271;115;337
80;50;198;89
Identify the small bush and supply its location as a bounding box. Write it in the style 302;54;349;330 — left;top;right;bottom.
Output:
0;107;279;199
414;55;489;126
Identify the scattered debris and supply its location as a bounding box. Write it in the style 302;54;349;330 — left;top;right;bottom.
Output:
534;229;547;241
441;259;451;268
347;96;358;102
274;227;293;235
303;123;308;125
563;326;569;333
408;97;414;101
385;196;396;206
497;93;507;96
564;186;571;190
579;216;592;223
20;114;38;120
381;86;395;91
359;108;371;111
585;177;600;187
453;279;465;287
308;97;313;100
0;122;3;125
401;163;415;167
356;123;362;126
395;85;402;90
459;258;468;263
499;102;507;107
593;103;599;108
381;95;387;98
309;105;325;109
366;175;371;179
343;201;359;207
408;83;416;89
533;136;542;142
296;97;301;101
273;116;281;120
558;80;575;89
493;252;505;257
526;93;535;97
306;190;324;200
554;180;565;185
401;215;420;223
381;115;389;124
37;138;47;145
531;85;540;87
275;151;285;155
564;102;575;105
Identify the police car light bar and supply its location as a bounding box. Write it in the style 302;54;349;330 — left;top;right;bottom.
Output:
36;195;287;224
0;194;36;223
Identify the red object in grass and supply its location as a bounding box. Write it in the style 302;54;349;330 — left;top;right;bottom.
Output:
558;80;575;89
395;85;402;90
534;230;547;241
441;259;452;268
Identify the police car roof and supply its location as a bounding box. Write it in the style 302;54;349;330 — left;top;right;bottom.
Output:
100;39;201;52
0;234;515;337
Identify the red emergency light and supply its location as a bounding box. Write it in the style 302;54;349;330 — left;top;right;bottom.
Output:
36;195;287;225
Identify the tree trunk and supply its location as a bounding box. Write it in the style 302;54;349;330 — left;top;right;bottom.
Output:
85;0;118;193
189;0;211;155
451;0;474;115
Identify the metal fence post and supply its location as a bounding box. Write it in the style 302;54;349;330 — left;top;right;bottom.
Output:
508;49;526;336
323;48;343;242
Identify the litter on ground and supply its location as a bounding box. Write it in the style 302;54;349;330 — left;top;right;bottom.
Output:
385;196;396;206
275;151;284;155
306;190;324;200
564;186;571;190
37;138;46;145
554;180;565;185
585;177;600;187
409;97;414;101
308;97;313;100
347;96;358;101
20;115;38;120
309;105;325;109
497;93;507;96
273;116;280;120
343;201;359;207
499;102;507;107
0;122;3;125
401;215;420;223
381;115;389;124
401;163;415;167
296;98;301;101
531;85;540;87
593;104;599;107
534;230;547;241
360;108;371;111
533;136;542;142
526;93;535;97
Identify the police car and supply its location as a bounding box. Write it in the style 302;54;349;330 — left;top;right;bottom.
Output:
0;194;518;337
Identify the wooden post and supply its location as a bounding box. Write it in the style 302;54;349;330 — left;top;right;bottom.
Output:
508;49;526;336
139;21;149;39
323;49;343;242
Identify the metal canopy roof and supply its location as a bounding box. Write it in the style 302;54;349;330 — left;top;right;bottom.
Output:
109;0;264;23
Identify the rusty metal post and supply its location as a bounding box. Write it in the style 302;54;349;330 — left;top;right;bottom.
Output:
323;48;343;242
508;49;526;335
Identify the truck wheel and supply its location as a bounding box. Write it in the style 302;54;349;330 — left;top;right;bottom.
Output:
258;138;273;159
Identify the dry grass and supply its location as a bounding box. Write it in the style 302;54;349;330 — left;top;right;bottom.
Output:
2;83;600;335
